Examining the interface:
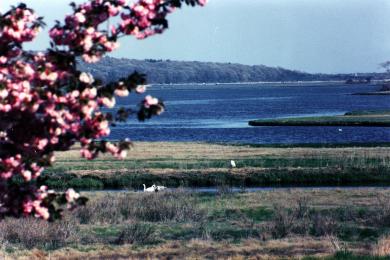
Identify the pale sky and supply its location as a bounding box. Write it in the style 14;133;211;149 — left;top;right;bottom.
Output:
1;0;390;74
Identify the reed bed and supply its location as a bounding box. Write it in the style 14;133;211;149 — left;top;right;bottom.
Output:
1;189;390;258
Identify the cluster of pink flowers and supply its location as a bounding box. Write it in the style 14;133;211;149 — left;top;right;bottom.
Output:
0;0;206;220
23;186;53;220
50;0;207;63
1;6;40;45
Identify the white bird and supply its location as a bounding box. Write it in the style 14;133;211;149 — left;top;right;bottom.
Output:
156;185;167;191
230;160;236;168
338;128;343;132
143;184;157;192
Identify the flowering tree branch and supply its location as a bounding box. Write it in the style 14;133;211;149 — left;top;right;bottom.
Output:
0;0;206;220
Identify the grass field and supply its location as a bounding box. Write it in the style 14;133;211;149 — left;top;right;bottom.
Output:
38;142;390;190
248;110;390;127
2;189;390;259
4;142;390;258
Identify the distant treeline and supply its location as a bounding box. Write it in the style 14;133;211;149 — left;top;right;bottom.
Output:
79;57;388;84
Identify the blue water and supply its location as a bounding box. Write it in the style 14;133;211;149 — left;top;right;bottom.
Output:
109;83;390;144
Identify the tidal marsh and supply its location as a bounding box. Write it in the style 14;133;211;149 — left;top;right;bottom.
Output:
4;142;390;259
2;189;390;259
39;142;390;190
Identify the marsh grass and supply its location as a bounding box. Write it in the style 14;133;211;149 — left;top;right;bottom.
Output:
5;142;390;258
38;165;390;190
129;192;206;222
1;189;390;258
115;223;157;245
74;191;205;224
50;156;390;171
249;114;390;127
37;143;390;190
0;217;78;250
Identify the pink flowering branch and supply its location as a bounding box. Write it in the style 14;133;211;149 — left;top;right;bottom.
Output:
0;0;206;221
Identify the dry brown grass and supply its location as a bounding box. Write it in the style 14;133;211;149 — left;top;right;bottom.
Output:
67;167;274;177
237;188;387;210
374;236;390;256
0;237;336;260
56;142;390;161
56;142;272;161
51;142;390;180
74;191;205;224
1;188;390;259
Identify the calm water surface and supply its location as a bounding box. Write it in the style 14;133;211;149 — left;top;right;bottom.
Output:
109;83;390;144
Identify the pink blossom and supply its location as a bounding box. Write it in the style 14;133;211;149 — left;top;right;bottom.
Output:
114;88;129;97
81;88;97;99
74;12;86;23
1;171;12;179
0;57;7;64
86;27;95;34
79;72;95;84
104;41;120;51
49;154;56;164
106;142;119;154
136;85;147;93
198;0;208;6
144;95;159;108
65;188;80;202
0;89;9;99
40;71;58;83
80;148;94;160
21;170;32;181
37;139;48;150
108;5;121;16
0;0;206;220
100;97;116;108
118;150;128;159
33;201;50;220
23;200;34;214
23;64;35;78
82;54;100;63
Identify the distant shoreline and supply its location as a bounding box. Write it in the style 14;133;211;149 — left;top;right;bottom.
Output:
82;56;390;86
151;80;388;88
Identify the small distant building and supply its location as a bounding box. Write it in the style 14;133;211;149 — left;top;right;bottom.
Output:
345;75;372;84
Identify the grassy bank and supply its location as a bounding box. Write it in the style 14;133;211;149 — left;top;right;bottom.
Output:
249;110;390;127
249;115;390;127
36;142;390;190
2;189;390;259
352;91;390;95
38;166;390;190
230;142;390;148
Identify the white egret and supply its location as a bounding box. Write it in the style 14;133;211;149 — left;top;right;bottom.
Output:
143;184;157;192
156;185;167;191
230;160;236;168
